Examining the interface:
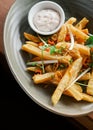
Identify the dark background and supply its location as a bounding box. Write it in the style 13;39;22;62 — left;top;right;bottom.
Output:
0;53;87;129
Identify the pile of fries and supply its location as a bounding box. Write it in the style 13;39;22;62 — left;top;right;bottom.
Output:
21;17;93;105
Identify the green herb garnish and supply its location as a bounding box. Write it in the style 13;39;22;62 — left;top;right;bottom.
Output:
50;46;56;54
85;36;93;47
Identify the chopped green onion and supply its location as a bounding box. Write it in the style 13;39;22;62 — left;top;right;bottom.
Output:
50;46;56;54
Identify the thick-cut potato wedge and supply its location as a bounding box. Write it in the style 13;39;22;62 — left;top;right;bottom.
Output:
51;81;83;101
56;42;90;56
57;17;77;42
68;24;89;42
57;24;67;42
51;57;82;105
65;88;93;102
67;84;83;93
32;72;55;84
22;44;72;64
82;93;93;102
75;17;89;29
26;41;38;47
87;71;93;96
64;86;83;101
78;72;91;81
65;17;77;25
74;43;90;56
24;32;40;42
26;67;37;72
82;28;89;35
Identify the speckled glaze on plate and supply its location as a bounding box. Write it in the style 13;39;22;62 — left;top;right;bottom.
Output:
3;0;93;117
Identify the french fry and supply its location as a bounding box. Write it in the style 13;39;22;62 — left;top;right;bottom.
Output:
82;28;89;35
32;72;55;84
64;85;83;101
70;84;83;93
57;17;77;42
51;57;82;105
74;43;90;56
57;24;67;42
56;42;90;56
51;78;83;94
68;24;89;42
87;70;93;96
78;72;91;81
75;17;89;29
82;93;93;102
24;32;40;42
65;17;77;25
22;44;72;64
26;67;37;72
26;41;38;47
50;76;83;101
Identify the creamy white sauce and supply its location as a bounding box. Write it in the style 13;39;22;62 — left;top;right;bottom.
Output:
33;9;60;32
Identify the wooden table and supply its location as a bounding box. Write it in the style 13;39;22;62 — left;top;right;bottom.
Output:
0;0;93;129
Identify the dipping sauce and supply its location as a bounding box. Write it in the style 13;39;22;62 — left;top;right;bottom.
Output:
33;9;60;32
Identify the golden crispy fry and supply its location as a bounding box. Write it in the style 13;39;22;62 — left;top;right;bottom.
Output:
57;17;77;42
68;24;89;42
87;71;93;96
26;67;37;72
24;32;40;42
51;79;83;94
65;17;77;24
64;85;83;101
82;93;93;102
56;42;67;49
26;41;38;47
74;43;90;56
56;42;90;56
78;72;91;81
57;24;67;42
49;70;66;85
71;84;83;93
75;17;89;29
50;77;83;101
32;72;55;84
51;57;82;105
22;44;72;64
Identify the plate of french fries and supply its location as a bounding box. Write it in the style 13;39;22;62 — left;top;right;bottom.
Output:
4;0;93;116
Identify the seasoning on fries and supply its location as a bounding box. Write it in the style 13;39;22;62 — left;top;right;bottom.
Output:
21;17;93;106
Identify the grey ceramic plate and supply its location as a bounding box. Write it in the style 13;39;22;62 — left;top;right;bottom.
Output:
4;0;93;117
